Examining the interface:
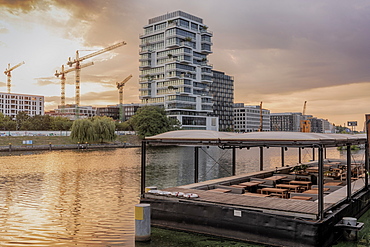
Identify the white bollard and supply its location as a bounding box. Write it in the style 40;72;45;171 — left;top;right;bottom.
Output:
135;203;151;242
342;217;358;241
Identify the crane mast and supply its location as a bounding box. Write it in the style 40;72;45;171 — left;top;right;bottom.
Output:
300;101;311;132
4;61;25;93
55;62;94;111
259;101;263;132
116;74;132;121
67;41;126;107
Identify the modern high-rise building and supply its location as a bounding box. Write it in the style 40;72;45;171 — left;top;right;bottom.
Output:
233;103;270;132
210;70;234;131
0;92;44;119
139;11;218;130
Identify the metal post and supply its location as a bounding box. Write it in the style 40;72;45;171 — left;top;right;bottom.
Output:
298;147;302;164
312;147;315;161
346;143;352;201
318;145;324;220
366;114;370;189
259;146;264;171
365;143;369;189
194;147;199;183
281;147;285;167
232;147;236;176
141;141;147;196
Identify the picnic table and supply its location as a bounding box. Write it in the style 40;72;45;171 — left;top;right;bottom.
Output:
289;180;312;190
276;184;301;193
261;188;289;198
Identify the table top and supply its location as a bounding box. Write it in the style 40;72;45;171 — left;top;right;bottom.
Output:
324;182;343;186
276;184;301;189
290;196;312;200
239;181;264;187
264;175;288;181
209;188;231;193
261;188;288;193
289;180;312;185
230;184;247;188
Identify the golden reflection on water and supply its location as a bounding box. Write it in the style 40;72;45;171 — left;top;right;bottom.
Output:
0;149;141;246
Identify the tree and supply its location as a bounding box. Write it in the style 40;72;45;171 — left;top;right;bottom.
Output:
92;116;117;143
51;116;73;131
70;117;117;143
116;121;134;131
70;119;95;143
28;115;52;130
129;106;180;138
0;113;16;131
15;111;29;130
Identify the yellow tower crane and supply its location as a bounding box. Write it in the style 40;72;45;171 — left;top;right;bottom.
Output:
259;101;263;132
67;41;127;107
116;74;132;122
55;62;94;112
4;61;25;93
300;101;311;132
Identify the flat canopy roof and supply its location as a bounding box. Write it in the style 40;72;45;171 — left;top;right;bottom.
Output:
145;130;367;148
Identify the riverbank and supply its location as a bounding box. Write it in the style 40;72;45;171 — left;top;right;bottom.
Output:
0;134;141;151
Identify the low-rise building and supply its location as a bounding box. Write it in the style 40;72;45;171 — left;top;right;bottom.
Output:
270;112;302;132
0;92;44;119
233;103;270;132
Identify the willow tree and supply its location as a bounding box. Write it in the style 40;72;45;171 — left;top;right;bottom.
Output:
70;117;117;143
70;119;95;143
92;116;117;143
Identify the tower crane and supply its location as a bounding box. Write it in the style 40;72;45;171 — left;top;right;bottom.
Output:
300;101;311;132
4;61;25;93
55;62;94;111
116;74;132;122
67;41;127;106
259;101;263;132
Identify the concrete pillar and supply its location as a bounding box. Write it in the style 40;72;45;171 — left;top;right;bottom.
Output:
135;204;151;242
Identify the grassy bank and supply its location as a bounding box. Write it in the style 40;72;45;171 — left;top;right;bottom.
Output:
0;134;141;146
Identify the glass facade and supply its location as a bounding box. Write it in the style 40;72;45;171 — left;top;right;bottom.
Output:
139;11;218;130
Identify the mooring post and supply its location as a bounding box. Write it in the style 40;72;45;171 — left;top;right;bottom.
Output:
318;145;324;220
194;147;199;183
346;143;352;201
281;147;285;167
259;146;264;171
232;147;236;176
141;141;147;196
135;203;151;242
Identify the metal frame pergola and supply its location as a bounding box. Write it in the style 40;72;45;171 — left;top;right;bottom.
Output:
141;130;369;220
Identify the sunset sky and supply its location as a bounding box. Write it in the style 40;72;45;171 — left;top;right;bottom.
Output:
1;0;369;130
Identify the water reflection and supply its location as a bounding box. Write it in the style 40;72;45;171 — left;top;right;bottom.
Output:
0;149;141;246
0;146;365;246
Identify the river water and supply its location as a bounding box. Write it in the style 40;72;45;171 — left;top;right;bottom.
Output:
0;146;366;246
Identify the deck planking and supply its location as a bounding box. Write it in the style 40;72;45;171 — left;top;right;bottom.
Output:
151;186;322;216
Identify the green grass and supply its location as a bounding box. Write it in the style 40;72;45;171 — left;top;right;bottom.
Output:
0;134;141;146
135;227;262;247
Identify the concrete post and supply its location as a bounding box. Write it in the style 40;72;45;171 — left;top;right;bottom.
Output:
135;203;151;242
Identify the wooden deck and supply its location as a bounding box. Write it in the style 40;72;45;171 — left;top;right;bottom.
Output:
145;179;366;220
147;187;325;219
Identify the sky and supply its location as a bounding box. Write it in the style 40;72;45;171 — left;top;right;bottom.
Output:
0;0;369;130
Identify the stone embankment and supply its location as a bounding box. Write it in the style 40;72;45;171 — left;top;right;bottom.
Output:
0;143;140;152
